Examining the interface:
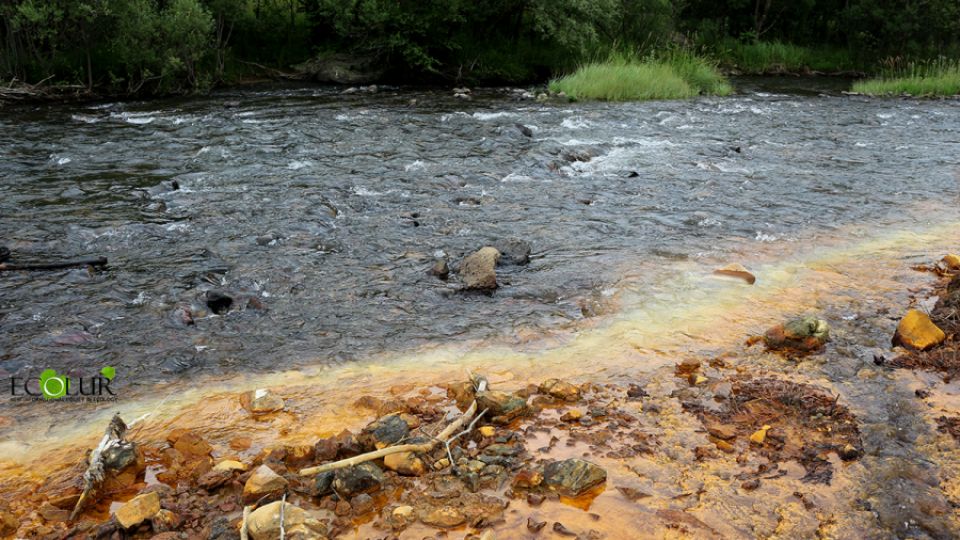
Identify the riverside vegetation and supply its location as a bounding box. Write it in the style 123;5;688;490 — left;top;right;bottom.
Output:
2;0;960;100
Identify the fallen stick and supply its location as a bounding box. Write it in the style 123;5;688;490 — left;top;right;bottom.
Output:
0;257;107;271
299;376;487;477
70;414;130;520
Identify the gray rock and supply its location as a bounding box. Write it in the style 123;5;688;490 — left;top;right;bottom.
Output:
358;414;409;451
430;259;449;280
493;238;531;266
543;459;606;496
476;390;529;421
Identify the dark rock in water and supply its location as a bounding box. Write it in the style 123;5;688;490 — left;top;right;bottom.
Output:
223;101;241;108
333;462;385;496
0;246;10;263
493;238;531;266
515;124;533;137
476;390;529;422
170;180;180;190
430;259;449;280
460;247;500;290
103;442;139;471
626;171;640;178
358;414;409;451
762;316;830;354
205;290;233;315
543;458;607;496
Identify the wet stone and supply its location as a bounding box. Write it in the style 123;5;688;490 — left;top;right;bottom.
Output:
242;465;288;504
352;493;375;515
476;390;529;421
539;379;581;402
430;259;449;280
460;247;500;290
240;388;285;414
421;506;466;528
893;309;946;351
527;517;547;532
542;459;607;496
706;423;737;440
333;462;385;496
247;501;326;540
114;492;161;529
763;316;830;354
493;238;531;266
359;413;410;450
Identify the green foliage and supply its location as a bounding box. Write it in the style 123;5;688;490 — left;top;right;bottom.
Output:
715;39;857;73
852;59;960;97
548;51;730;101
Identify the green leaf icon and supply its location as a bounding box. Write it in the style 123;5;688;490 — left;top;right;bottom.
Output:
100;366;116;380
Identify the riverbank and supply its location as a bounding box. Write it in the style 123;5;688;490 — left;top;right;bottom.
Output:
3;219;960;538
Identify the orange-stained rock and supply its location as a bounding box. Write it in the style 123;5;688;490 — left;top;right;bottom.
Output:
893;309;946;351
114;492;160;529
713;263;756;284
942;254;960;270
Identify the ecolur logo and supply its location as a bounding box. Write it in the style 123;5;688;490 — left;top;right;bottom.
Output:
8;366;117;401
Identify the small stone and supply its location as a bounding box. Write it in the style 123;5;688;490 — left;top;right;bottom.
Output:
741;479;761;491
198;469;233;491
205;290;233;314
460;247;500;290
715;440;735;453
212;460;247;472
694;446;715;460
943;254;960;270
512;468;544;489
151;509;180;532
626;384;648;399
542;459;606;496
527;517;547;532
358;414;409;450
893;309;946;351
352;493;375;515
334;500;351;516
676;358;701;375
493;238;532;265
430;259;449;280
749;425;771;445
240;389;284;414
560;409;584;422
168;429;213;458
478;426;496;437
114;492;161;529
553;522;577;536
383;451;426;476
527;493;545;506
476;390;529;421
247;501;326;540
616;486;651;501
434;458;451;470
242;465;288;504
838;444;861;461
333;462;384;496
539;379;581;401
713;263;756;284
706;423;737;440
422;506;466;528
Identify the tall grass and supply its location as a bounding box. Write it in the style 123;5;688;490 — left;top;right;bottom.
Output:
716;39;856;73
548;51;731;101
852;58;960;96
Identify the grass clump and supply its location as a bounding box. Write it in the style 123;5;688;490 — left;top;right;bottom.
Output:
548;52;730;102
852;59;960;97
717;39;856;73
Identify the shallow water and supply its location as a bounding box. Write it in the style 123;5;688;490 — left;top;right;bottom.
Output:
2;80;960;537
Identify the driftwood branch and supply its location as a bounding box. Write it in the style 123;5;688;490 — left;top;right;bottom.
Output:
0;257;107;271
299;376;488;477
70;414;129;520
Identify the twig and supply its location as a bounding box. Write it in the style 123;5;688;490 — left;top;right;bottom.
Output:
70;414;130;520
444;409;487;466
300;376;488;476
239;505;251;540
279;493;286;540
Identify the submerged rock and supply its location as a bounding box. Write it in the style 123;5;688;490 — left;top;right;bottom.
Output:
713;263;756;284
493;238;531;266
114;492;161;529
240;389;285;415
542;458;607;496
242;465;288;504
942;253;960;270
247;501;326;540
460;247;500;290
762;316;830;354
333;462;385;496
430;259;449;280
893;309;946;351
421;506;466;528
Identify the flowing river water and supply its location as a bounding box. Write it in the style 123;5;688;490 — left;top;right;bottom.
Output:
1;80;960;538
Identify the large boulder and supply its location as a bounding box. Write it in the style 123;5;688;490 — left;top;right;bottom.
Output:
247;501;327;540
542;459;607;496
460;247;500;290
893;309;946;351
